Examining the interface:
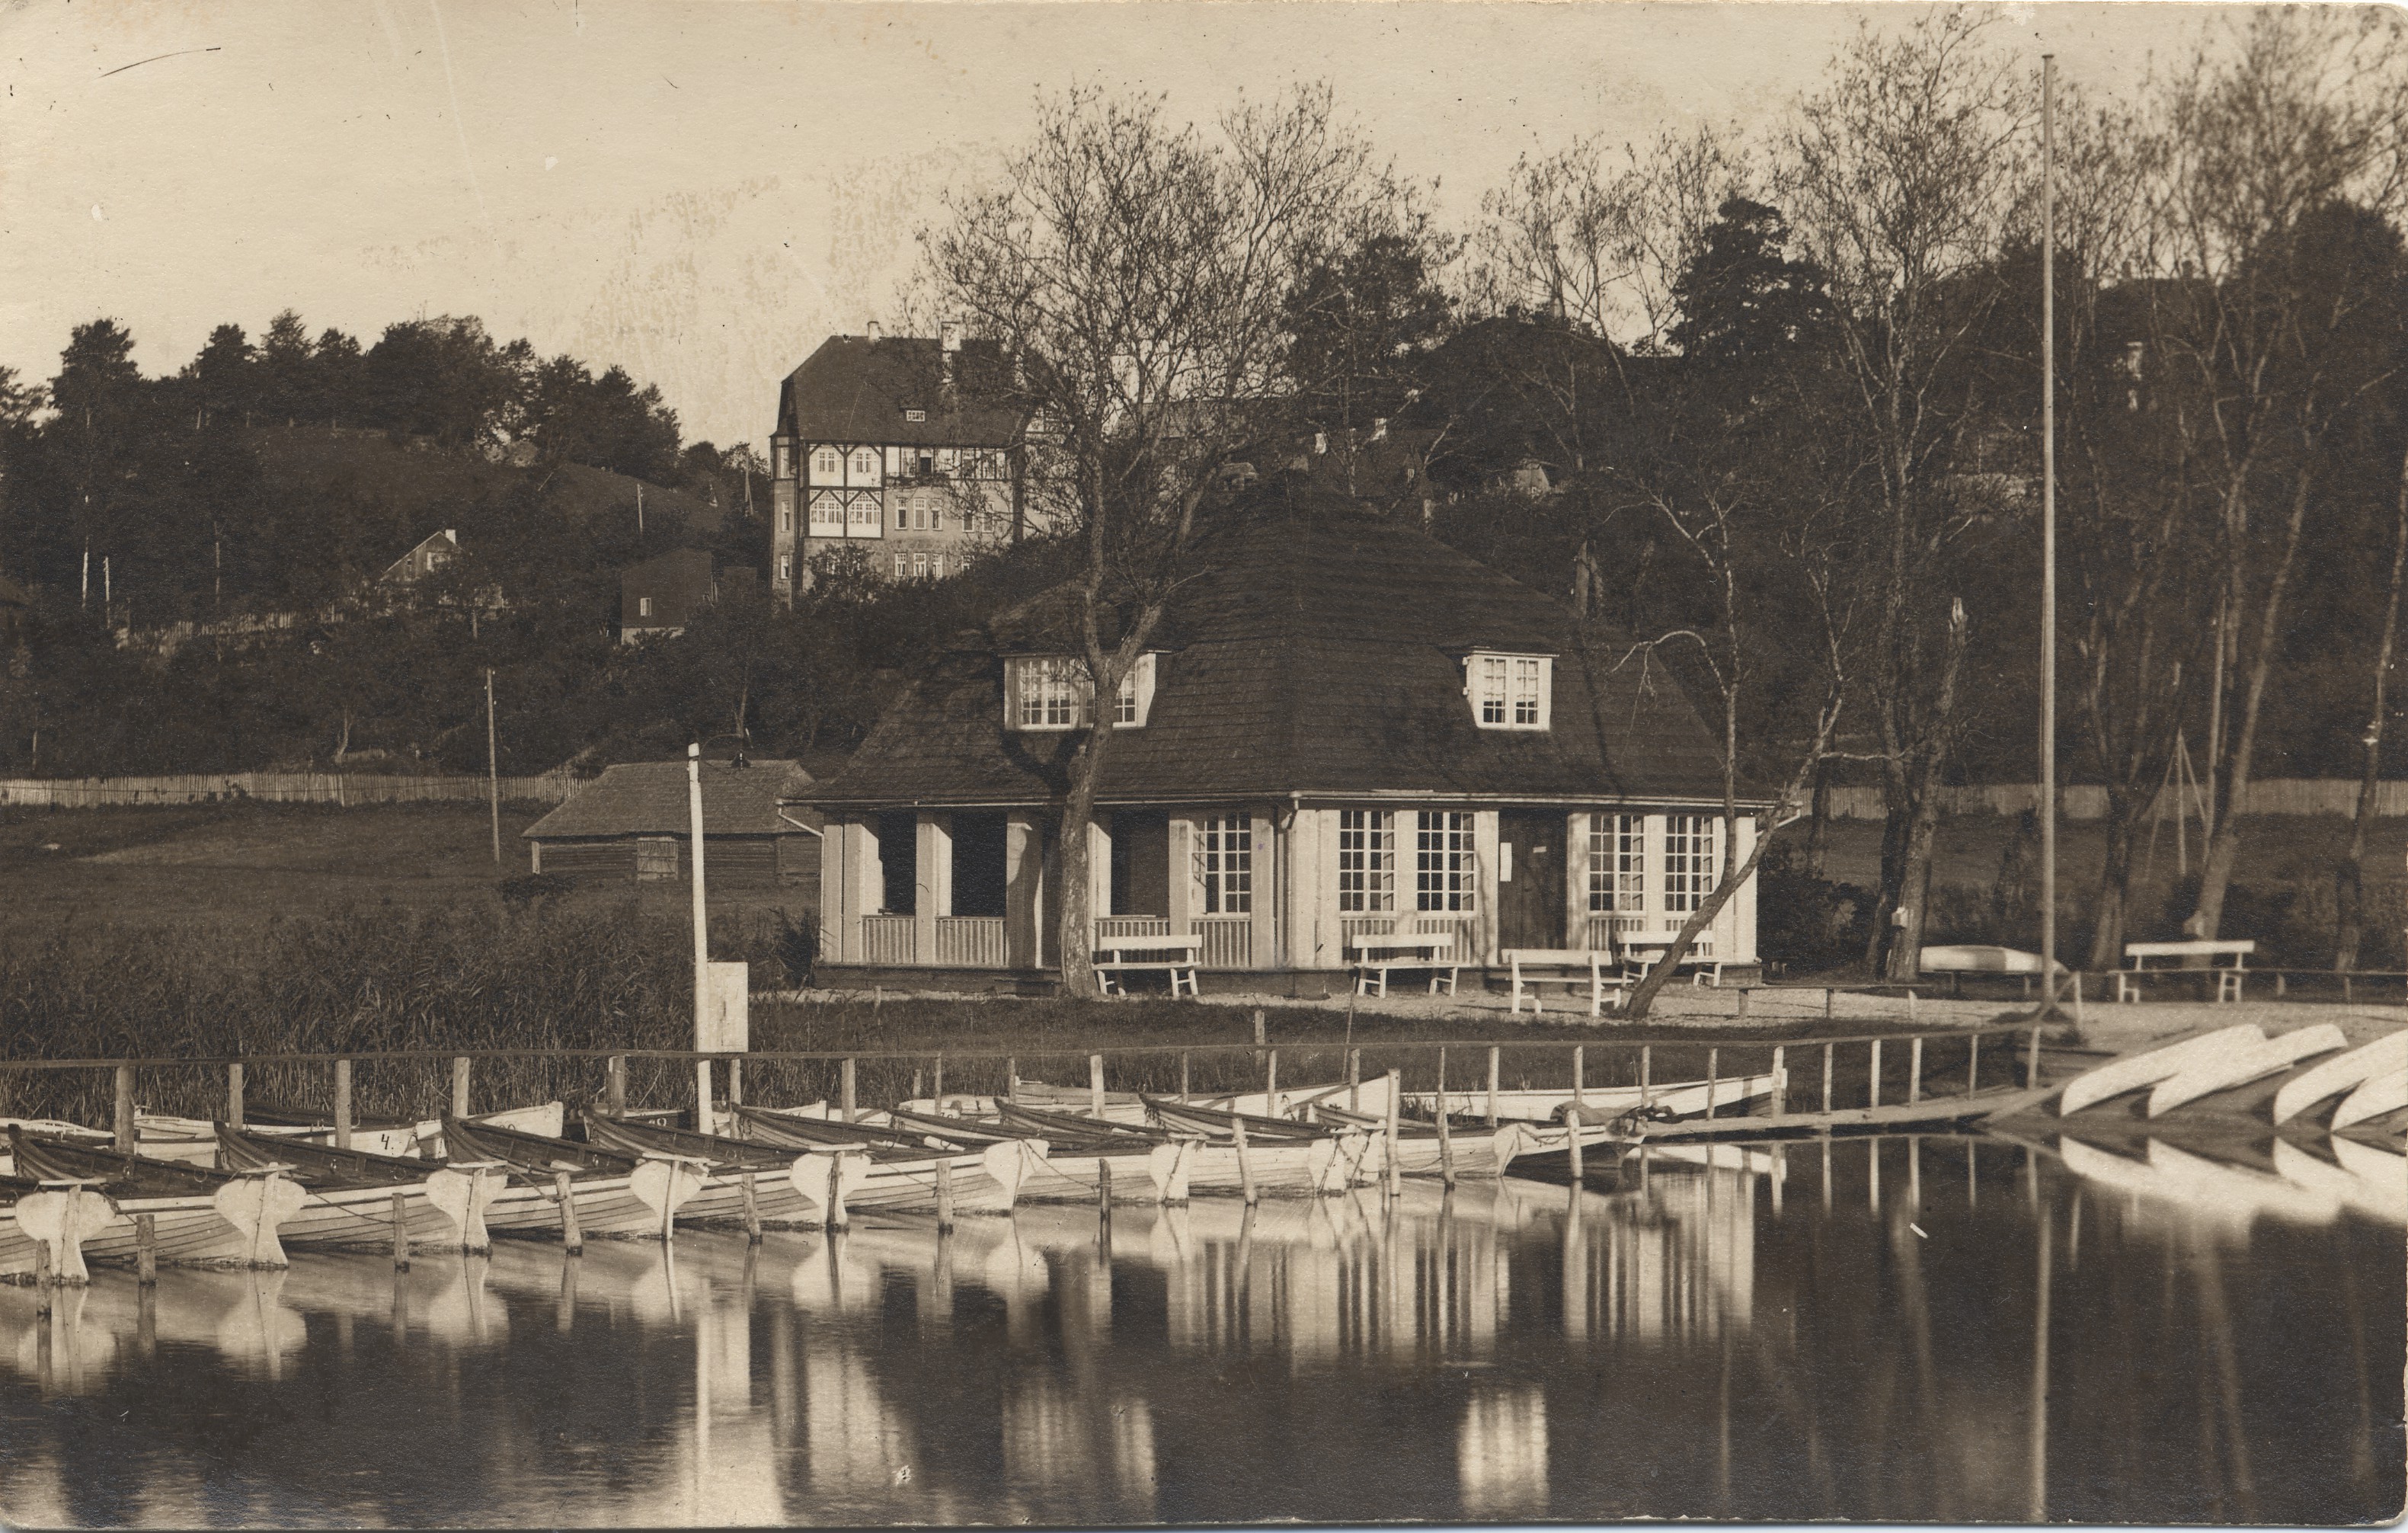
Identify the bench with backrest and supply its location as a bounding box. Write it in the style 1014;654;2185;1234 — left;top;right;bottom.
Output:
1501;949;1626;1018
1346;935;1459;997
1622;938;1725;988
2119;939;2256;1003
1094;936;1203;998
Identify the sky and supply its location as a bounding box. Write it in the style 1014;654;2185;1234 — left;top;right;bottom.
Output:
0;1;2228;453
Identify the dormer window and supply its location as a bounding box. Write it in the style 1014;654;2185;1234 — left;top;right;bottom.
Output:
1466;653;1550;730
1006;654;1157;731
905;408;926;423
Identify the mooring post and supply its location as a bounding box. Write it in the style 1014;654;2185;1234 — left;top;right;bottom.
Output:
1097;1157;1113;1213
31;1239;50;1297
1178;1051;1191;1102
826;1153;851;1228
1347;1048;1361;1113
1770;1045;1786;1118
452;1056;472;1120
1485;1045;1499;1128
334;1059;353;1151
556;1170;583;1254
136;1213;158;1286
1437;1045;1448;1115
391;1190;411;1270
841;1058;858;1125
1638;1044;1652;1110
1869;1038;1882;1110
1822;1042;1835;1114
1089;1053;1106;1119
1706;1047;1719;1117
1232;1117;1258;1205
225;1061;243;1132
2026;1026;2043;1088
1252;1008;1266;1055
1572;1045;1585;1117
1909;1035;1924;1104
1005;1058;1017;1102
1968;1034;1981;1096
729;1058;744;1107
913;1066;925;1102
607;1055;627;1115
1436;1102;1457;1189
935;1157;955;1232
932;1052;945;1103
115;1064;136;1153
1265;1048;1278;1106
740;1171;761;1244
1383;1069;1402;1199
1568;1119;1585;1183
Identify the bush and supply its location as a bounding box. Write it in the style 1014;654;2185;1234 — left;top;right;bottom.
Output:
1757;842;1873;971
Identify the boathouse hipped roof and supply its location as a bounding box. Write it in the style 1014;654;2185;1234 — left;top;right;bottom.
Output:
795;482;1748;810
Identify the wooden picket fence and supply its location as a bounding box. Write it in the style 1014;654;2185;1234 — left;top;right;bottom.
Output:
1824;779;2408;821
0;770;581;808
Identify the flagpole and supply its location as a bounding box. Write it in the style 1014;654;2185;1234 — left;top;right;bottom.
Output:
2040;53;2060;1015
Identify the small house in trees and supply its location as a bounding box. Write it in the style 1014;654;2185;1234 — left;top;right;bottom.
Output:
379;529;459;586
791;479;1765;991
523;757;820;893
619;549;726;643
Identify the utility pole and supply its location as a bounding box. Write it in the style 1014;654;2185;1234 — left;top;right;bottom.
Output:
637;483;645;535
2039;53;2060;1016
484;669;502;863
688;741;712;1120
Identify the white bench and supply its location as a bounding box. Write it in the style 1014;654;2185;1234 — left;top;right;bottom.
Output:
1622;939;1725;987
1094;936;1202;998
2119;939;2256;1003
1501;949;1626;1018
1347;936;1460;997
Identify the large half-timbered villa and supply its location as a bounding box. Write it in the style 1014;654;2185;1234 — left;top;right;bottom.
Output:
793;481;1767;991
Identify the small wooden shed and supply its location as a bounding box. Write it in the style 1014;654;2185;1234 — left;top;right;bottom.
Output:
523;758;820;891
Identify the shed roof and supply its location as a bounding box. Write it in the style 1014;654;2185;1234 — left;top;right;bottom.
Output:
777;335;1025;449
525;759;815;840
798;481;1746;810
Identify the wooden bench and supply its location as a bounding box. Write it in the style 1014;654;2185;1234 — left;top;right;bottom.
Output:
1094;936;1202;998
1347;935;1460;997
1501;949;1626;1018
2119;939;2256;1003
1622;939;1725;987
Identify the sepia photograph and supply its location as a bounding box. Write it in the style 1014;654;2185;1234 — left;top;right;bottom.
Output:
0;0;2402;1525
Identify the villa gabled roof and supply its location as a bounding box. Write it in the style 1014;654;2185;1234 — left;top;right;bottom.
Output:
777;335;1025;450
526;759;814;840
796;480;1746;810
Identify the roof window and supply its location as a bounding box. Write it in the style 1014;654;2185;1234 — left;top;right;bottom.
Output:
1464;652;1550;731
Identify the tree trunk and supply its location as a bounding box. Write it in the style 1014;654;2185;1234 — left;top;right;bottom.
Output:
2086;801;2141;971
2191;466;2315;938
1624;813;1776;1021
1880;600;1968;983
2334;443;2408;972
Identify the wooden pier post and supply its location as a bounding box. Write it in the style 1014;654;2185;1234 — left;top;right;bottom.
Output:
1909;1036;1924;1104
2026;1026;2043;1088
556;1171;583;1254
1005;1058;1017;1102
1706;1048;1719;1117
1770;1046;1786;1119
1252;1008;1266;1053
1178;1051;1191;1102
913;1067;924;1102
1097;1157;1113;1212
1089;1054;1106;1119
1232;1118;1258;1205
932;1053;945;1103
826;1154;851;1228
334;1059;353;1151
1869;1039;1882;1109
1572;1045;1585;1119
841;1058;858;1125
452;1056;472;1120
607;1055;627;1115
935;1157;955;1232
1567;1117;1585;1183
1822;1042;1835;1114
1437;1045;1447;1112
740;1172;760;1244
391;1190;411;1269
31;1240;50;1297
1383;1070;1402;1199
1435;1103;1457;1189
1968;1034;1980;1096
135;1214;157;1286
225;1062;244;1131
1485;1046;1500;1128
114;1065;136;1153
1266;1049;1278;1106
1638;1045;1651;1111
1347;1048;1361;1112
729;1058;744;1107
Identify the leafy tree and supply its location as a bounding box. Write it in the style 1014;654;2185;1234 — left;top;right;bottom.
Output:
1668;197;1832;368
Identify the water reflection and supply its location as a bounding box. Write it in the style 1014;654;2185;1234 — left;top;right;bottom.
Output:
0;1135;2394;1526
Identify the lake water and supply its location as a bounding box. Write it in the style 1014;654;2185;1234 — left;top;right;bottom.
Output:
0;1136;2397;1527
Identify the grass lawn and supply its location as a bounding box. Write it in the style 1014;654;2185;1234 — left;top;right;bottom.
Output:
0;800;813;936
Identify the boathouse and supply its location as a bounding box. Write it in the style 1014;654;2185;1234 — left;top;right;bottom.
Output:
793;481;1764;991
524;757;820;891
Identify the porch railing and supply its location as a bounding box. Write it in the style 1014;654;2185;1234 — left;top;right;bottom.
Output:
1195;916;1253;969
1095;916;1172;943
861;916;916;965
934;917;1006;967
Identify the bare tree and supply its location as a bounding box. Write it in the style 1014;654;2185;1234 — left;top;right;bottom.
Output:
2147;11;2408;938
2336;432;2408;971
1775;11;2035;980
921;84;1389;994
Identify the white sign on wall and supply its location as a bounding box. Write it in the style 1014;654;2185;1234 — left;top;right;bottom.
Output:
700;961;750;1053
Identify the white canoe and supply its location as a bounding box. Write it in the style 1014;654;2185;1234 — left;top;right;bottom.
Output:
2058;1024;2265;1115
2146;1024;2347;1118
1920;944;2062;975
2272;1138;2406;1224
2333;1068;2408;1131
2272;1032;2408;1125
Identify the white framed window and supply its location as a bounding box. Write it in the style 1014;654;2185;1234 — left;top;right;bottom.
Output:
637;596;653;618
931;554;945;580
778;555;792;584
847;494;882;536
849;448;878;480
1338;809;1396;914
1199;815;1252;914
1466;653;1551;730
911;552;929;580
808;492;846;536
813;448;839;478
893;552;908;579
779;507;794;533
772;439;792;479
1588;814;1645;913
1415;811;1476;911
1664;814;1718;914
1004;654;1156;731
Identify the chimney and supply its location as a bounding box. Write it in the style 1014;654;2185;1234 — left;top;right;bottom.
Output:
866;320;882;342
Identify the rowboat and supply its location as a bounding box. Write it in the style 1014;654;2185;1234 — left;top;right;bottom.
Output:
1406;1070;1784;1125
784;1137;1044;1218
2057;1024;2264;1115
438;1116;702;1242
2144;1024;2347;1118
2272;1032;2408;1125
2331;1068;2408;1131
133;1101;567;1165
579;1113;823;1227
214;1122;504;1253
729;1103;949;1152
3;1128;304;1276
